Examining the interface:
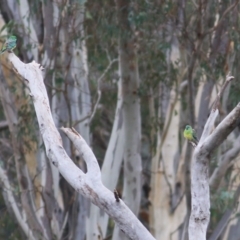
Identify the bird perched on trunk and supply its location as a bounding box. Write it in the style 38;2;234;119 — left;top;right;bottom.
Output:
184;125;198;145
0;36;17;54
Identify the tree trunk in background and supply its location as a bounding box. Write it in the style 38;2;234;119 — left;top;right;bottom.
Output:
56;2;91;239
41;3;64;237
88;71;124;239
221;155;240;240
0;0;39;61
150;87;186;239
0;14;49;239
0;1;240;239
113;0;142;239
0;1;92;239
149;29;189;239
68;3;91;240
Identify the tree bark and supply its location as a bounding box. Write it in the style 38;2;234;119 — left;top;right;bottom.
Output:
8;53;156;240
113;1;142;239
189;75;240;240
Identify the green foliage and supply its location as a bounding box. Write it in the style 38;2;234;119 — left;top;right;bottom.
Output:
0;192;22;239
211;190;234;212
0;20;15;35
210;188;236;232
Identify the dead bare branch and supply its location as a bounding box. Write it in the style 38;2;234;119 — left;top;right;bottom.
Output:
189;72;240;240
8;53;155;240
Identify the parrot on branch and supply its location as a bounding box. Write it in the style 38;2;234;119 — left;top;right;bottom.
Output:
0;36;17;54
184;125;198;145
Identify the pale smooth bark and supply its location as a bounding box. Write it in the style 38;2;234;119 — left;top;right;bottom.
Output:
150;87;186;239
41;3;65;238
18;0;38;60
120;46;142;214
0;16;50;239
68;4;91;240
23;2;92;238
0;3;61;237
149;31;188;239
48;8;69;233
8;53;156;240
189;75;240;240
89;71;124;239
112;1;142;239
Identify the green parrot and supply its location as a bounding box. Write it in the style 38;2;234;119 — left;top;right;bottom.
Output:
0;36;17;54
184;125;198;145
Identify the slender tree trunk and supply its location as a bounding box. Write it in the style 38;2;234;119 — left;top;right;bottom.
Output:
113;0;142;239
89;74;125;239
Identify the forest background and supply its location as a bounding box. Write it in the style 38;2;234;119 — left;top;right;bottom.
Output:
0;0;240;240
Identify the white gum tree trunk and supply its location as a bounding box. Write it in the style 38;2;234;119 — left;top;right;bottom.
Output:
68;3;92;240
88;73;125;239
113;0;142;239
149;34;188;239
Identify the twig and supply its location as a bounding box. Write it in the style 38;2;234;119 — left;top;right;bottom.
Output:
202;1;240;37
212;72;234;111
73;114;90;127
210;135;240;190
200;73;234;143
89;58;118;124
204;102;240;151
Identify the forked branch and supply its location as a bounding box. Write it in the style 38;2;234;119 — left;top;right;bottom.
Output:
189;73;240;240
8;53;155;240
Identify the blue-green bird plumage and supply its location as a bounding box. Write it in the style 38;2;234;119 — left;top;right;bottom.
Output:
0;36;17;54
